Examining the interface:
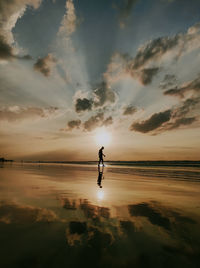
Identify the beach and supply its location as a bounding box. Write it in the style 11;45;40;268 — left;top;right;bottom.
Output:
0;162;200;267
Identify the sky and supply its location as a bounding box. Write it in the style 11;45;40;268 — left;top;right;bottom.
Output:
0;0;200;161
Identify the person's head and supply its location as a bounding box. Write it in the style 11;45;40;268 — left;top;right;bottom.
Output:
101;146;104;149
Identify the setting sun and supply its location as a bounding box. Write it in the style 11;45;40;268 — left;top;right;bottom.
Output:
95;128;111;146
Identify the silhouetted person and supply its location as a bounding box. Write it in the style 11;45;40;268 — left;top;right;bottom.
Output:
97;165;104;188
98;146;105;166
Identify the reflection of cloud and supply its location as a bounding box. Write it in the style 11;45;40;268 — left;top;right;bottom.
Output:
1;197;198;267
69;221;87;234
0;201;58;224
120;220;135;235
128;201;197;231
62;198;77;210
79;199;110;219
128;202;171;230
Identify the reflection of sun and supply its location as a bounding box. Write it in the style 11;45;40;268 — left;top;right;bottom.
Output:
95;128;111;146
97;189;104;200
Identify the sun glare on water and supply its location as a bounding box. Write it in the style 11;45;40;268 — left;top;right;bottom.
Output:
95;128;111;146
97;189;104;200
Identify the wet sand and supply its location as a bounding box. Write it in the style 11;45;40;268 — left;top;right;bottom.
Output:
0;162;200;268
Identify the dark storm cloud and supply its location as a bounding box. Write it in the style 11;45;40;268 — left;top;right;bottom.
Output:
0;106;58;122
130;109;172;133
34;54;57;77
114;0;139;28
128;202;171;230
67;119;81;130
123;105;137;116
75;98;93;113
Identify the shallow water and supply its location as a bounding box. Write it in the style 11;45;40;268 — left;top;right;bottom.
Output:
0;162;200;268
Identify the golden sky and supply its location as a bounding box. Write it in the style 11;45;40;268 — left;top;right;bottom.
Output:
0;0;200;161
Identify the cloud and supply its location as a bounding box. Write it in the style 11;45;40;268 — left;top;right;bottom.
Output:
105;22;200;85
0;36;14;60
123;105;137;116
114;0;139;28
105;52;160;85
0;0;41;60
131;94;200;134
74;81;117;113
102;116;113;126
34;54;57;77
0;106;58;122
93;81;116;107
67;119;81;130
173;96;200;117
159;74;178;90
130;109;172;133
166;117;196;130
58;0;77;38
139;67;160;85
75;98;93;113
83;112;104;131
164;75;200;98
82;112;113;131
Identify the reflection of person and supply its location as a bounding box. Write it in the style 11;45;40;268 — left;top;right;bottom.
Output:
98;146;105;166
97;165;104;188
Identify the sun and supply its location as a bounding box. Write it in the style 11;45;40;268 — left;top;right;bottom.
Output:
95;128;111;146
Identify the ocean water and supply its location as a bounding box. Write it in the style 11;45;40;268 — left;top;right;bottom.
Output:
0;162;200;267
